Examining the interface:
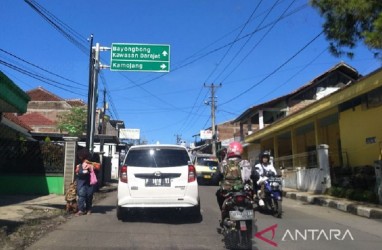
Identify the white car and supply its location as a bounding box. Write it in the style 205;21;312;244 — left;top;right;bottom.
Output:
117;144;200;220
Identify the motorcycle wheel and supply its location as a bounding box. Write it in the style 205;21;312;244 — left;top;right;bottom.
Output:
274;200;282;218
224;230;239;249
239;220;253;249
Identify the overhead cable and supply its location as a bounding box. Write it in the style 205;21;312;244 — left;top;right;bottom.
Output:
0;48;86;87
220;31;324;106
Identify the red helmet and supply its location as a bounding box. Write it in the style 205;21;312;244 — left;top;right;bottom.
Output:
227;142;243;158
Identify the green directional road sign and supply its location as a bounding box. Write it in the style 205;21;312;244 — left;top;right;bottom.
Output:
110;43;170;72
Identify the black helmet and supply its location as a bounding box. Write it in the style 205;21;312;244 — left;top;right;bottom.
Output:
259;150;271;161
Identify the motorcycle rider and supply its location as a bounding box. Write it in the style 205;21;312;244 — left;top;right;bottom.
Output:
252;150;277;207
215;142;247;209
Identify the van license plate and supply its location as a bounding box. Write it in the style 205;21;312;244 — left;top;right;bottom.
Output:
145;178;171;187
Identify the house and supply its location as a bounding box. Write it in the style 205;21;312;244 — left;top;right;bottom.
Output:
235;63;382;195
20;87;86;135
234;62;361;164
20;86;124;181
192;120;243;159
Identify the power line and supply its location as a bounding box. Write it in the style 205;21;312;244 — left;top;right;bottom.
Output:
218;0;297;83
256;47;328;103
0;59;86;95
110;3;308;92
0;48;86;87
24;0;88;54
24;0;123;124
205;0;264;84
178;1;263;135
220;31;324;106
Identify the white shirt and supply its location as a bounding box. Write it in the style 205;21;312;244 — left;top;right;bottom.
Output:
240;160;251;182
255;162;277;176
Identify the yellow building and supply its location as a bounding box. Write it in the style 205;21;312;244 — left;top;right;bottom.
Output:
245;68;382;167
244;66;382;169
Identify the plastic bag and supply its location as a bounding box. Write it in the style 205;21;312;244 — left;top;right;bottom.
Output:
90;170;98;185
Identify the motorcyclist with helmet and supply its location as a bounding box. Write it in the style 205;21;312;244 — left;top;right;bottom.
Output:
251;150;277;207
215;142;251;222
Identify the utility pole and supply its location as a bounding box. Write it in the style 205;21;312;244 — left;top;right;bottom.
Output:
86;34;94;152
87;43;100;154
204;83;222;156
86;39;110;154
174;134;182;144
101;88;107;134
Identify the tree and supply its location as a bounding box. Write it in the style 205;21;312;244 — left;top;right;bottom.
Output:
57;107;87;137
311;0;382;59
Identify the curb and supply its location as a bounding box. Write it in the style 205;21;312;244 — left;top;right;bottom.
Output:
283;191;382;219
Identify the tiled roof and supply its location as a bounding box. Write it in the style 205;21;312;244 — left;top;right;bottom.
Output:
3;113;32;131
66;99;86;107
27;87;64;101
18;112;55;126
233;62;360;122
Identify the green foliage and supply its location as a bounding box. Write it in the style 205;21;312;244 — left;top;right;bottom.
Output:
328;187;379;203
56;107;87;137
310;0;382;59
328;186;342;196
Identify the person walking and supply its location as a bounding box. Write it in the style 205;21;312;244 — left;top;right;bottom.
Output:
75;148;99;216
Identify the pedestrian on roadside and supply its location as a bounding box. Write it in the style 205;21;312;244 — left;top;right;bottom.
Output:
75;148;99;216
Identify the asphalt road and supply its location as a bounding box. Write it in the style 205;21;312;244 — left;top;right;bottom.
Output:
27;186;382;250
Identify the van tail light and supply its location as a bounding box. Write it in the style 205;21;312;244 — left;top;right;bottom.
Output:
120;165;128;183
188;164;196;183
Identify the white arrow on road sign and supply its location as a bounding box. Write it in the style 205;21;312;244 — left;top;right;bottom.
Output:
160;64;167;70
162;51;168;57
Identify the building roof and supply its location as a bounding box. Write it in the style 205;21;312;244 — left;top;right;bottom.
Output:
18;112;56;126
109;120;125;129
66;99;86;107
245;66;382;143
233;62;360;123
27;87;64;101
3;113;32;131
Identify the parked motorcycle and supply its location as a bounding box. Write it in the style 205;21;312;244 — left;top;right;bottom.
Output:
256;175;283;218
218;183;254;249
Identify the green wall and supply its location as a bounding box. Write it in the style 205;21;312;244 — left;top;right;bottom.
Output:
0;175;64;195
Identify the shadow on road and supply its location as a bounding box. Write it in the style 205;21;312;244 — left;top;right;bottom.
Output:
118;208;203;224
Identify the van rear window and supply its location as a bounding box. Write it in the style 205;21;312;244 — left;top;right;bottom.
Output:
125;148;190;167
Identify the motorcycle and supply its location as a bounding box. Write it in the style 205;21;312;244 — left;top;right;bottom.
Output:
218;183;254;250
256;174;283;218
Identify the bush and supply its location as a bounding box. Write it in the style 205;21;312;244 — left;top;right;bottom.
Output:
344;188;355;199
328;187;378;203
349;189;364;201
362;190;378;204
329;187;346;197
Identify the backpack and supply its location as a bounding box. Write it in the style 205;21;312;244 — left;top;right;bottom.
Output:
220;160;243;191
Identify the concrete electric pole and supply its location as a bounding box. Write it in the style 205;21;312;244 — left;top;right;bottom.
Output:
86;39;110;154
204;83;222;156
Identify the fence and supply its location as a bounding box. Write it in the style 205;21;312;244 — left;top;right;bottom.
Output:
274;151;318;170
0;140;65;175
274;145;331;193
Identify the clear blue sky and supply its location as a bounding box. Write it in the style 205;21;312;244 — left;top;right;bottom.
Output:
1;0;381;145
